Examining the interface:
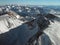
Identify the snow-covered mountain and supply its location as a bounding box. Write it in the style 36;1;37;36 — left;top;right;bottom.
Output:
0;5;60;45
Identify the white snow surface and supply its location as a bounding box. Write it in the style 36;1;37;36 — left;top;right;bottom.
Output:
44;15;60;45
0;14;24;34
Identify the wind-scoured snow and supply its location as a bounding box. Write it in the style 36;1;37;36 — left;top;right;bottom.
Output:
43;15;60;45
0;14;24;34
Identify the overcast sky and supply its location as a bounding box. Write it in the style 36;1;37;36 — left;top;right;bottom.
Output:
0;0;60;5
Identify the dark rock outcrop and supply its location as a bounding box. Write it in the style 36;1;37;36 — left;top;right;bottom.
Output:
37;14;50;30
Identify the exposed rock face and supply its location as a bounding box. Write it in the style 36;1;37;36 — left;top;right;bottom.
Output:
37;14;50;30
45;14;59;23
45;14;57;21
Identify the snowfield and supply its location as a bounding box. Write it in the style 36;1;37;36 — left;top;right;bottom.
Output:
43;15;60;45
0;14;24;34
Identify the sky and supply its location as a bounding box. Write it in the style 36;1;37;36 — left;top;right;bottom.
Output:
0;0;60;5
